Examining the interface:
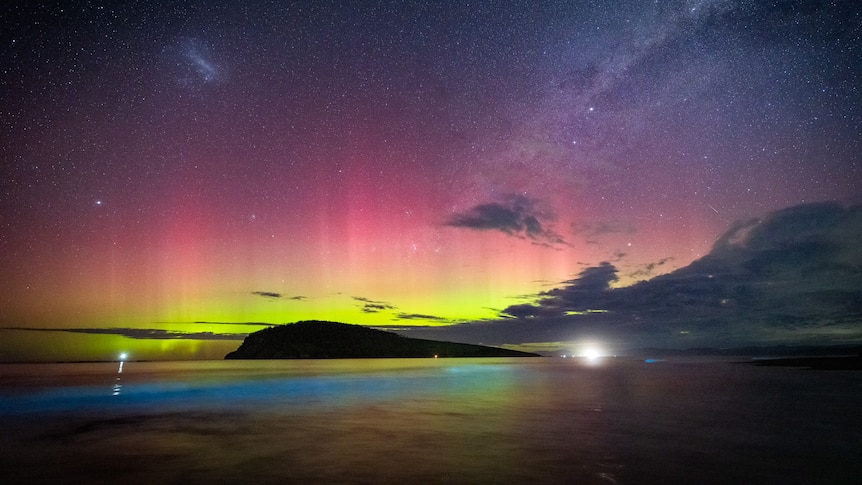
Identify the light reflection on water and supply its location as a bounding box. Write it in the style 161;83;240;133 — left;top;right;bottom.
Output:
1;358;861;484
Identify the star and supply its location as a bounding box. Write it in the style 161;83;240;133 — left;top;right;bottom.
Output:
1;0;859;362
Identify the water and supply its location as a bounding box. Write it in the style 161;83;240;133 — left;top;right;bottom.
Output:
1;358;860;484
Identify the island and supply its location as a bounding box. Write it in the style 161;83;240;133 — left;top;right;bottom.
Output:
225;320;540;359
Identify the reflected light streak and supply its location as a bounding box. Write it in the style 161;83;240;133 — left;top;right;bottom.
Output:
114;352;127;396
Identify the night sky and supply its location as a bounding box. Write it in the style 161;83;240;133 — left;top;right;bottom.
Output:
2;1;860;361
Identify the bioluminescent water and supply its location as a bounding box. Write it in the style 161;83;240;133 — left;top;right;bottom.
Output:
2;358;860;484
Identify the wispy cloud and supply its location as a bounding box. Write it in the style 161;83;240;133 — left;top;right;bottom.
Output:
626;257;674;280
251;291;306;301
571;219;636;242
192;321;276;326
394;312;452;322
353;296;396;313
1;327;247;340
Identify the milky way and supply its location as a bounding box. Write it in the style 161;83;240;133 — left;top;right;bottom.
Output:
1;0;860;360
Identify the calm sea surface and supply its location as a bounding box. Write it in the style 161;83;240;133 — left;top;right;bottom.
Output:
1;357;860;484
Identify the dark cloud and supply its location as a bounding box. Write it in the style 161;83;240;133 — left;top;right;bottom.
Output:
445;195;566;246
1;327;247;341
500;262;618;318
352;298;450;320
681;202;861;281
362;304;392;313
353;296;396;313
251;291;306;301
499;303;549;319
427;202;862;350
560;262;619;293
192;321;276;326
394;313;450;322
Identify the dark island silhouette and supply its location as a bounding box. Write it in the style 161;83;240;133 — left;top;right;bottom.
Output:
225;320;540;359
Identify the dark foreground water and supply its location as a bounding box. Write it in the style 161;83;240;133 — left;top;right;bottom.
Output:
1;357;860;484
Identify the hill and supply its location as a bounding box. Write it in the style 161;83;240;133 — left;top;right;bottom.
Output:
224;321;540;359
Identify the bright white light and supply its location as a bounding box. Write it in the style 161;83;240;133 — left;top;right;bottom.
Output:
119;352;128;361
578;345;608;364
583;347;602;360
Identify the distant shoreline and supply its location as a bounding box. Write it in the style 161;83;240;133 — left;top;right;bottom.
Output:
3;343;860;364
746;355;862;370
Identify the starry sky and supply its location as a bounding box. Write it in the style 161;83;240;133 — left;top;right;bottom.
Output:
1;0;860;361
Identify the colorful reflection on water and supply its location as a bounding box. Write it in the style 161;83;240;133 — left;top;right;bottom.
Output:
2;358;861;484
